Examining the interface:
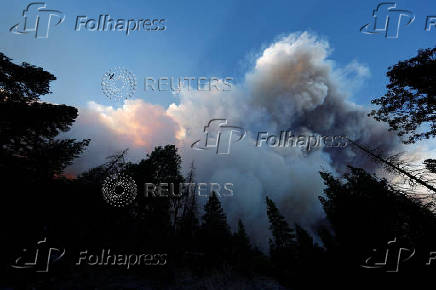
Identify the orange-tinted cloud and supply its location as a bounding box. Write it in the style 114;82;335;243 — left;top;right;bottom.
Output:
64;99;181;174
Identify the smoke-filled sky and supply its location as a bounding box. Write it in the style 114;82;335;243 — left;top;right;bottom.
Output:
3;0;436;250
62;32;435;249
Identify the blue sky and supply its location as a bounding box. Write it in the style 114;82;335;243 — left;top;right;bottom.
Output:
3;1;436;242
2;0;436;110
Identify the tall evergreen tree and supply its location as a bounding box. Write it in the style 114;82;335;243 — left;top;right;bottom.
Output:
319;166;436;275
202;192;231;236
200;192;231;260
265;196;296;251
176;162;199;253
0;53;89;181
234;219;251;250
231;219;253;272
265;196;297;285
294;223;322;272
127;145;184;248
0;52;89;276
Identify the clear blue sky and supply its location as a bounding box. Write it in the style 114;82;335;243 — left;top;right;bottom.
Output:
1;0;436;109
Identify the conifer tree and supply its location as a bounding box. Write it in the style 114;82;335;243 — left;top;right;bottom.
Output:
235;219;251;250
200;192;231;259
202;192;231;237
265;196;297;283
265;196;296;251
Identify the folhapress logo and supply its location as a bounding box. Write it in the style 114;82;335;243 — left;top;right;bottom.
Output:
11;237;65;272
360;2;414;38
75;15;166;35
361;238;415;272
10;2;65;39
10;3;166;39
191;119;246;155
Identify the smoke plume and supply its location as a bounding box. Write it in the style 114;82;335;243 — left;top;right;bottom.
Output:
67;32;403;250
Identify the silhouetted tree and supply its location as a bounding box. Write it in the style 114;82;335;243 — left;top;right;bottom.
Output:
294;224;323;273
369;47;436;143
0;52;89;284
235;219;251;250
266;196;296;252
319;166;436;276
177;162;199;252
0;53;89;181
200;192;231;263
124;145;184;249
265;196;296;283
78;149;129;184
230;219;257;275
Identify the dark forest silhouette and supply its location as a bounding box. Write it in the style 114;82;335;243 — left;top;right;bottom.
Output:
1;48;436;289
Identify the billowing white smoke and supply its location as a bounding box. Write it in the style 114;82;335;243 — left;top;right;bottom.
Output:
67;32;402;250
166;32;400;248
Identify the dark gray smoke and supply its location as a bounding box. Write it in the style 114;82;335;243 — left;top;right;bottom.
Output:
67;32;402;250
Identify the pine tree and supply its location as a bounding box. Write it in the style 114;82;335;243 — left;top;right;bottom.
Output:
202;192;231;236
231;219;253;271
177;162;199;251
265;196;296;251
235;219;251;250
319;167;436;274
265;196;297;284
200;192;231;259
294;223;322;271
0;53;89;181
0;52;89;271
